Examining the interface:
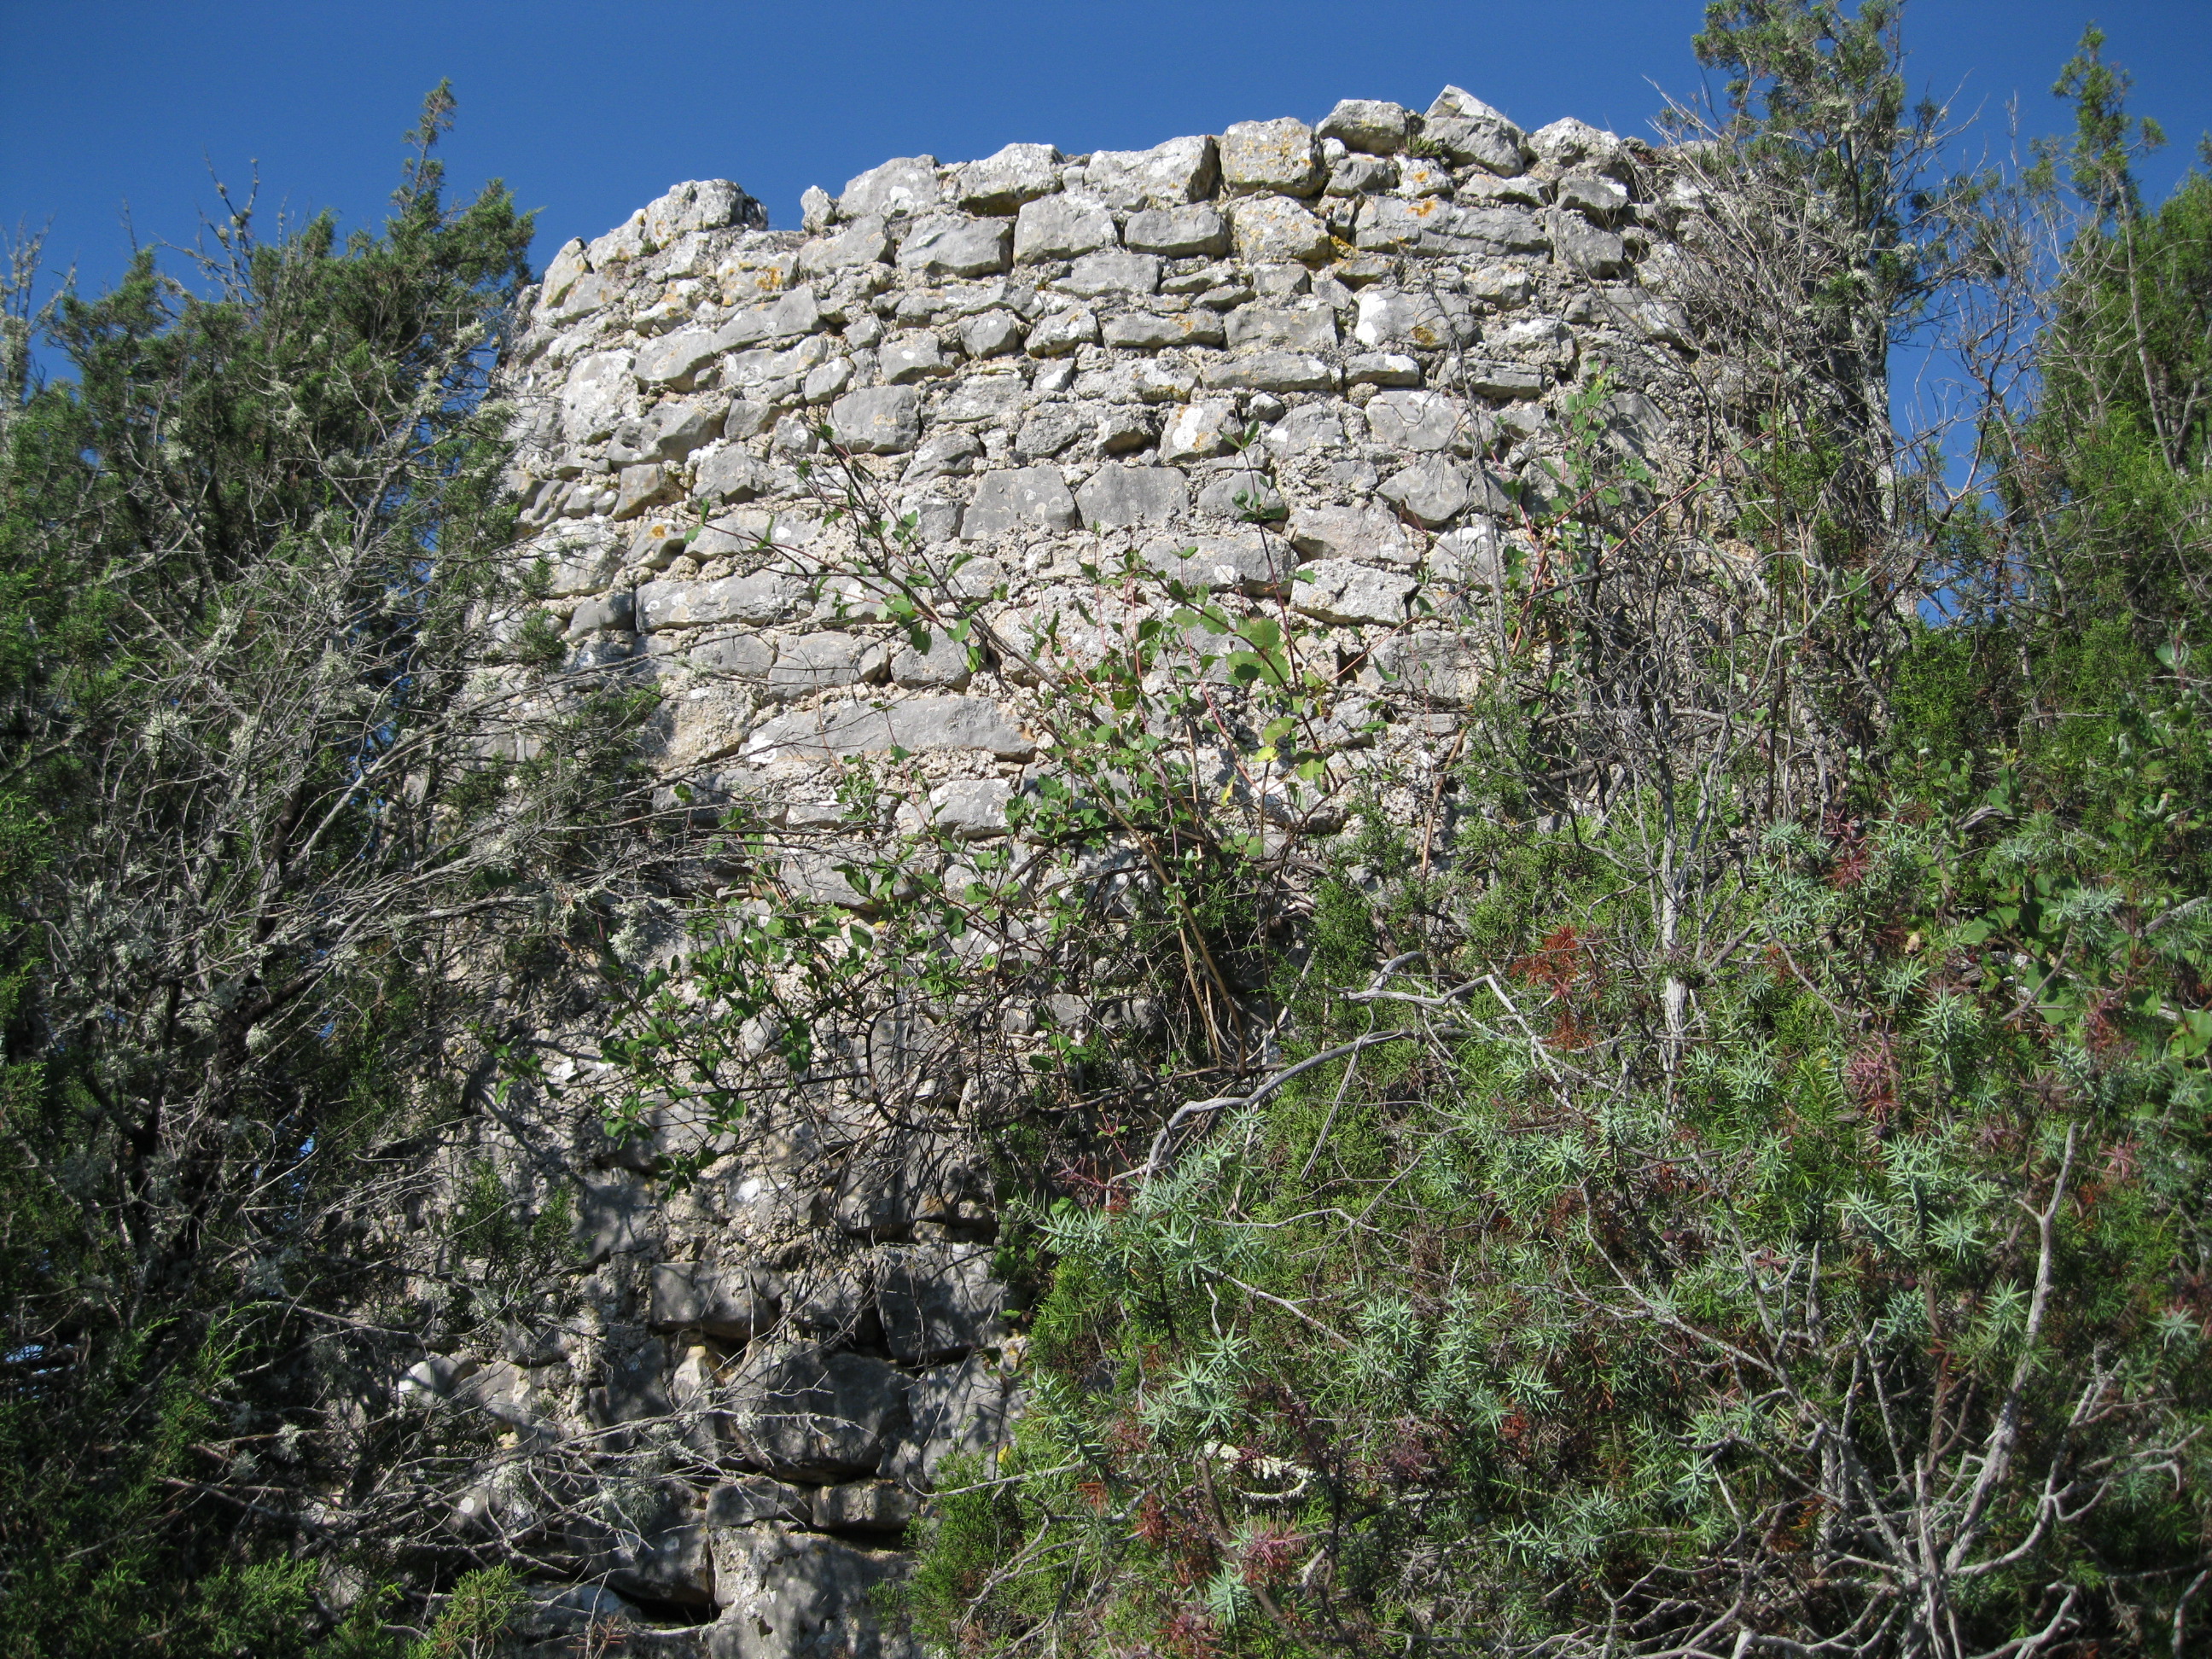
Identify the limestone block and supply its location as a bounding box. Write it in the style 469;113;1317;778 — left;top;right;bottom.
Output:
1060;249;1161;297
1158;398;1241;463
637;329;725;389
705;1476;811;1527
889;632;972;689
1263;405;1347;456
1016;403;1087;458
830;384;923;454
696;445;771;504
1528;117;1628;178
567;590;635;637
879;332;953;383
1076;463;1189;528
614;463;672;519
1424;205;1549;258
1317;98;1412;154
1365;389;1481;453
768;634;889;700
1131;360;1200;403
1353;286;1475;351
649;1263;777;1340
839;155;943;220
1227;195;1334;265
896;213;1013;278
935;371;1029;423
954;143;1062;213
1288;502;1416;567
1380;623;1486;703
722;1346;910;1481
1345;351;1422;387
704;1523;917;1659
802;358;854;405
1023;306;1100;358
1489;314;1575;364
1012;194;1117;263
592;1336;675;1428
1381;454;1483;527
922;777;1011;839
1076;135;1220;209
1101;309;1225;350
1123;203;1231;257
539;236;589;308
639;572;809;631
743;697;1035;763
1225;304;1338;352
690;633;777;678
572;1480;715;1607
1557;172;1630;218
543;527;625;597
798;217;893;276
1141;530;1295;596
643;178;765;243
1329;154;1399;196
722;286;822;347
1292;558;1418;625
1195;469;1286;521
661;682;757;768
877;1245;1007;1363
1551;212;1628;276
1395;156;1455;198
1423;86;1528;176
1221;117;1324;196
1353;195;1452;253
644;398;722;462
813;1481;918;1534
880;1354;1023;1489
561;350;636;443
963;467;1080;538
1430;520;1508;588
1200;351;1336;393
1096;405;1157;452
958;308;1027;358
1462;359;1549;399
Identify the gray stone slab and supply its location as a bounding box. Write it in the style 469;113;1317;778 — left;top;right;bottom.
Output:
896;213;1012;278
1228;195;1333;265
1317;98;1411;154
839;155;943;220
1288;502;1417;566
768;634;888;699
830;385;923;454
1022;306;1100;358
638;572;809;631
723;1347;909;1481
743;696;1035;763
1122;202;1231;257
705;1523;917;1659
1060;249;1161;297
1199;351;1336;393
880;1355;1022;1490
1225;304;1338;352
1423;86;1528;175
1076;463;1190;528
721;287;822;348
963;466;1080;538
1077;136;1219;209
1292;557;1419;625
1101;309;1225;350
650;1263;777;1340
798;217;893;275
1012;194;1117;263
1221;117;1324;195
1141;529;1296;596
953;143;1062;213
1365;389;1479;452
877;1245;1006;1364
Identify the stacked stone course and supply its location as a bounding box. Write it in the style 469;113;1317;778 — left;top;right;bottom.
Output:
468;86;1703;1658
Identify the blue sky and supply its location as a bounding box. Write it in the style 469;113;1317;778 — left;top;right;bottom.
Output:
5;0;2209;306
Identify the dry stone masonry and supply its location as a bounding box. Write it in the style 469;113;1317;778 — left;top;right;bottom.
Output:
469;86;1703;1659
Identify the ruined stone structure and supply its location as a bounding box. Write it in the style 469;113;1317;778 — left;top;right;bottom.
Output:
458;85;1702;1658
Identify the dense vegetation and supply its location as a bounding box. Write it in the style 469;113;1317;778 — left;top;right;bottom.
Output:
0;90;651;1655
900;15;2212;1659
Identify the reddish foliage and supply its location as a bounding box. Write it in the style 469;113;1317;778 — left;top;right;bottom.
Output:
1515;924;1587;996
1241;1523;1306;1586
1157;1607;1219;1659
1825;812;1871;889
1844;1033;1897;1121
1134;1490;1169;1546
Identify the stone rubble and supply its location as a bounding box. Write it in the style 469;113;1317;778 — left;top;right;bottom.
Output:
469;85;1703;1659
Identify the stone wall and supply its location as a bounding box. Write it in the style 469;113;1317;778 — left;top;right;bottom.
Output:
457;85;1701;1659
